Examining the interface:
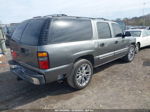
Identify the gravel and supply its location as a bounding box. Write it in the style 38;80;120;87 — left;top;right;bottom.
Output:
0;47;150;110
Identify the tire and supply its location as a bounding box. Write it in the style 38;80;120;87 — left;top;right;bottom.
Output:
67;59;93;90
135;43;140;53
123;45;136;62
17;76;22;81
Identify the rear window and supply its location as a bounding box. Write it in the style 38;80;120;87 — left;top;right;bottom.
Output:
12;18;49;46
12;21;28;42
49;18;93;43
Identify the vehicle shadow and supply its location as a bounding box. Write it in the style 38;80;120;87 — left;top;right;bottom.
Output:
141;46;150;67
140;46;150;50
94;59;124;74
0;71;75;110
0;59;126;110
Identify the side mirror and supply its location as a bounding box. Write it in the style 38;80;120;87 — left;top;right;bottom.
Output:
124;32;131;37
122;34;125;38
116;33;124;37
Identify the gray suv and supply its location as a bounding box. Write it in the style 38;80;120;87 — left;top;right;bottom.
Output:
9;15;136;90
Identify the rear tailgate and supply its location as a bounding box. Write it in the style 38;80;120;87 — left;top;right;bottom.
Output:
10;40;38;68
10;18;49;69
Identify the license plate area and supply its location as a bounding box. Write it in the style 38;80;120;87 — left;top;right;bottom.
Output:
10;64;26;74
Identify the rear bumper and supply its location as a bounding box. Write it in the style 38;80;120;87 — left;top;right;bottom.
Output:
9;60;73;85
10;64;46;85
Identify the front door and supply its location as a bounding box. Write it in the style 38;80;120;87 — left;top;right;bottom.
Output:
111;23;129;58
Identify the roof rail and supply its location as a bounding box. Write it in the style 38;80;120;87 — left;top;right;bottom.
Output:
33;14;109;21
33;16;42;18
44;14;67;17
92;18;109;21
98;18;108;20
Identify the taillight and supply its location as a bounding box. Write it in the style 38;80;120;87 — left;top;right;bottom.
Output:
37;52;50;69
11;50;17;59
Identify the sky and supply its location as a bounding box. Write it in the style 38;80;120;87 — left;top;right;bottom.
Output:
0;0;150;24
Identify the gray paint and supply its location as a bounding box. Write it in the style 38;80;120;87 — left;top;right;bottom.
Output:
9;16;136;84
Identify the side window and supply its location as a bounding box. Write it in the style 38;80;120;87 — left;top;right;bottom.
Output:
144;30;150;37
97;22;111;39
49;19;93;43
112;23;123;37
142;30;148;37
147;30;150;36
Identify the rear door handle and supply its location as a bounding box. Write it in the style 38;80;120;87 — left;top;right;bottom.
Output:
99;43;105;47
115;41;119;44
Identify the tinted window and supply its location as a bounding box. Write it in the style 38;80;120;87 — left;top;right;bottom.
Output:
12;18;48;46
97;22;111;39
112;23;123;37
49;19;93;43
12;21;28;41
20;19;47;45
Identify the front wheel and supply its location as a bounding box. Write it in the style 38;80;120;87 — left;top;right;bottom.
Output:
123;45;136;62
67;59;93;90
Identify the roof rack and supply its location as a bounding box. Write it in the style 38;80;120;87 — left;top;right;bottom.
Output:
65;16;91;19
33;16;42;18
98;18;109;21
44;14;67;17
33;14;109;21
92;18;109;21
33;14;67;18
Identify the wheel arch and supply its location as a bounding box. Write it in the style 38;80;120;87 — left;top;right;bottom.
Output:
74;54;95;66
131;42;136;47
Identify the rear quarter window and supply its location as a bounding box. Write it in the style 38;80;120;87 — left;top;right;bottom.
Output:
49;18;93;43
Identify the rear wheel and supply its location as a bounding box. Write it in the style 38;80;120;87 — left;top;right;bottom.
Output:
123;45;136;62
17;76;22;81
67;59;93;90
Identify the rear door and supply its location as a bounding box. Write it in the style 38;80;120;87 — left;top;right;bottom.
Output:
10;18;48;68
95;22;116;66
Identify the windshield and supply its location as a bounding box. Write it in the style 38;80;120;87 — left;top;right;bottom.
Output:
126;31;141;37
